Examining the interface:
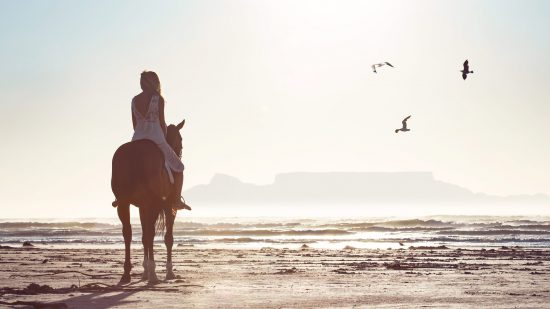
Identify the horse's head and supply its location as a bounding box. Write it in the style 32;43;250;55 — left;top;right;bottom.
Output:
166;119;185;158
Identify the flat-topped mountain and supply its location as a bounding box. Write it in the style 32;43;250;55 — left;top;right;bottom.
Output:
185;172;550;207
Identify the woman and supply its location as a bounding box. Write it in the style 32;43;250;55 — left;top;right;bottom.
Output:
129;71;189;210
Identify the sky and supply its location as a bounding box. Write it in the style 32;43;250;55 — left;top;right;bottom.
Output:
1;0;549;218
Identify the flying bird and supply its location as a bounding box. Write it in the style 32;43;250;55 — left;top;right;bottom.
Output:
395;115;411;133
461;60;474;80
372;62;394;73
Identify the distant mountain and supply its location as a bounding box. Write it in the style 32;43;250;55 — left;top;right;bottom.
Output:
185;172;550;207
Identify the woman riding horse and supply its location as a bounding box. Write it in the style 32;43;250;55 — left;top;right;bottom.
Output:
111;71;190;284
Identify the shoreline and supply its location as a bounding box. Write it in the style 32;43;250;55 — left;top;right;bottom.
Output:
2;240;549;251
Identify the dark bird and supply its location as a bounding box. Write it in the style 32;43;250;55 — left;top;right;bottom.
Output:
372;62;394;73
395;115;411;133
461;60;474;80
399;242;404;246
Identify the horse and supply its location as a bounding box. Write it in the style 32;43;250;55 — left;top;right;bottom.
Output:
111;120;185;284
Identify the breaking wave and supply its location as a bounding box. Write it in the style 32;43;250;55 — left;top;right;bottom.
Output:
1;216;550;248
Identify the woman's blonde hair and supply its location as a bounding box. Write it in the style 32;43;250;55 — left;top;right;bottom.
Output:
140;71;161;94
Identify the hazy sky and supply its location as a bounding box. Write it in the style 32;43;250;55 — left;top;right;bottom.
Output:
1;0;549;218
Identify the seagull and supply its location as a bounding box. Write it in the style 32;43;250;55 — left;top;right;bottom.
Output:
395;115;411;133
372;62;394;73
461;60;474;80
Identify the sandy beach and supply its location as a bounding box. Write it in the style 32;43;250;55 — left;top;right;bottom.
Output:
1;245;550;308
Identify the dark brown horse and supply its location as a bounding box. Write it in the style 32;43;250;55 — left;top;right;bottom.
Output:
111;120;185;284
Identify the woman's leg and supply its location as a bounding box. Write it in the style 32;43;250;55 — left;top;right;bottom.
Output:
171;172;191;210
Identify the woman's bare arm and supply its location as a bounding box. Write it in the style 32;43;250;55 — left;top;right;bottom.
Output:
131;98;136;130
159;96;167;136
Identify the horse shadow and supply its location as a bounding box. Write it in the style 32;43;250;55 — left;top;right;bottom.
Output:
55;281;154;309
57;289;140;309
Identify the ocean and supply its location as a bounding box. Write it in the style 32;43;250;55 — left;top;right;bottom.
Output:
2;216;550;250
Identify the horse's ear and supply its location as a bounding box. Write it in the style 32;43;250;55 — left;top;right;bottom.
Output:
176;119;185;130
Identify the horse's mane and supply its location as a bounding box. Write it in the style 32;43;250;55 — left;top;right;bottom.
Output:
166;124;182;158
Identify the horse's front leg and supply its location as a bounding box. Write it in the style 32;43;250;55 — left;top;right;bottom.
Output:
117;204;132;284
164;208;176;280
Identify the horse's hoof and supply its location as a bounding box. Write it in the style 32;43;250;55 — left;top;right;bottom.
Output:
165;271;176;280
148;275;160;285
118;274;131;285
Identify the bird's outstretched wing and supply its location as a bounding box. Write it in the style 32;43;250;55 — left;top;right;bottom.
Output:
463;60;469;71
371;65;377;73
462;73;467;80
385;62;394;67
402;115;411;128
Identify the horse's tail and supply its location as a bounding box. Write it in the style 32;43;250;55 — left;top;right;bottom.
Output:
154;209;166;238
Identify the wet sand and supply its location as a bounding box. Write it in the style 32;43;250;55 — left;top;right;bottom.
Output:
1;245;550;308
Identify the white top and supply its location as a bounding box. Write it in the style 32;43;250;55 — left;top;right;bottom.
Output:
131;94;184;173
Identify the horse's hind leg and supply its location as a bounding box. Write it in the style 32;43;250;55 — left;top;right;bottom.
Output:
117;204;132;284
139;207;149;281
164;208;176;280
141;207;160;284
